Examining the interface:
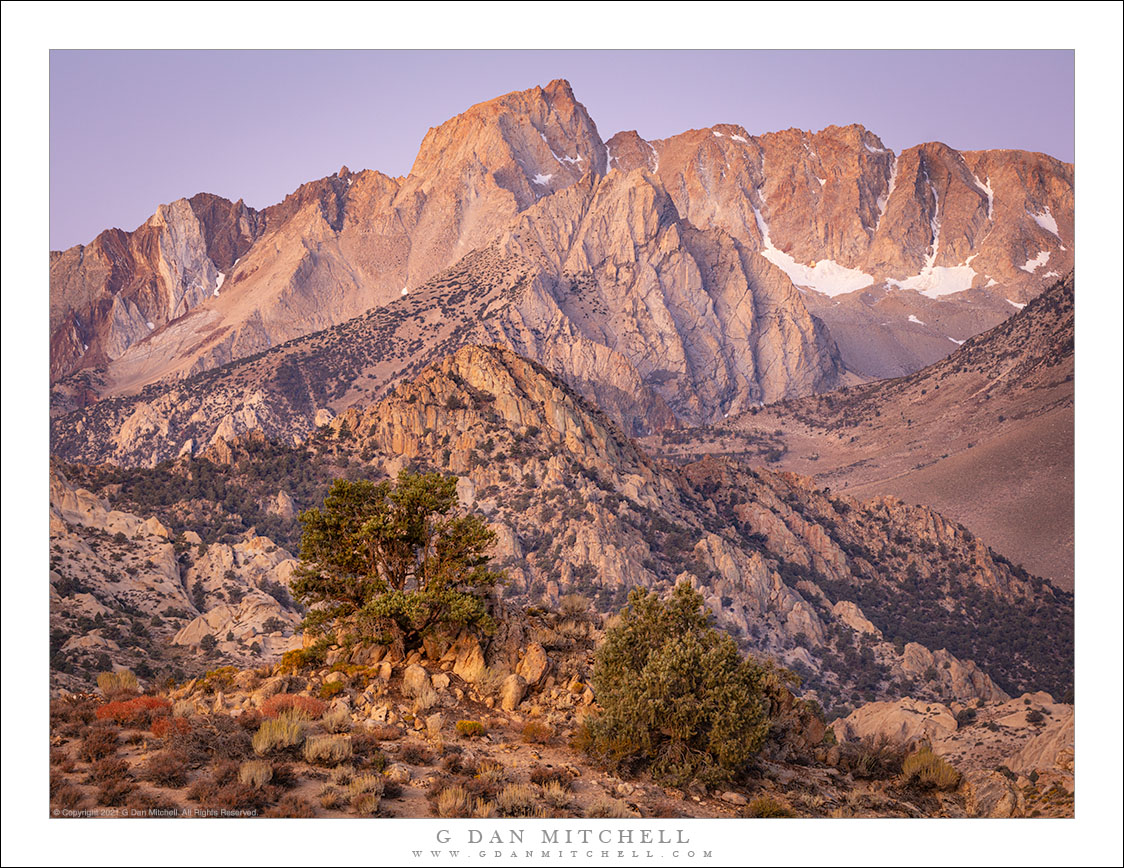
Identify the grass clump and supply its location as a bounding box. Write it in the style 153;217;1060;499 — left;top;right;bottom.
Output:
238;759;274;789
303;734;354;766
435;784;472;818
97;670;139;700
746;795;797;817
252;711;308;756
901;745;961;790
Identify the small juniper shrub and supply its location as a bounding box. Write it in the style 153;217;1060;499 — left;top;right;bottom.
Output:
319;681;346;700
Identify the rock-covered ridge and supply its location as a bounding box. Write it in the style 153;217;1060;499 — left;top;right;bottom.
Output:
49;193;263;382
65;343;1073;711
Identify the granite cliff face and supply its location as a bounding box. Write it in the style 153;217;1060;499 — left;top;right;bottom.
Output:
610;122;1072;377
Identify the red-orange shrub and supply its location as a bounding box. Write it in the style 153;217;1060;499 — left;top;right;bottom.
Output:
152;717;193;738
260;694;326;719
96;696;172;727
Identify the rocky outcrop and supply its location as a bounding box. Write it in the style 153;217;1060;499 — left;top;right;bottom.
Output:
833;691;1074;817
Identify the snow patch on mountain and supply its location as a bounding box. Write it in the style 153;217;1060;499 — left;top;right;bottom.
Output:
1030;208;1060;238
1020;250;1050;273
753;205;875;297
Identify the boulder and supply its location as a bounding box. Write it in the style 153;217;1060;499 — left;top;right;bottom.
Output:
500;673;527;711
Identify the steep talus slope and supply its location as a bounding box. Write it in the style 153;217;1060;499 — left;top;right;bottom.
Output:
60;344;1072;713
648;274;1074;587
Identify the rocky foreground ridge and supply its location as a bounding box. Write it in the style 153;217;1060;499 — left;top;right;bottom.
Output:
48;617;1074;819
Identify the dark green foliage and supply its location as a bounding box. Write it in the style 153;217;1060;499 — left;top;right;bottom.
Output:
290;470;502;647
580;583;771;788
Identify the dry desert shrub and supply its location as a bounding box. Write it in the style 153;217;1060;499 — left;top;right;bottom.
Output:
540;779;570;810
746;795;797;818
252;712;308;756
260;694;325;719
329;764;356;786
399;742;432;766
141;751;188;788
475;759;506;788
238;759;274;789
521;720;553;744
320;706;352;734
584;795;635;818
455;719;486;738
263;795;316;818
496;783;538;817
79;727;119;762
85;757;131;785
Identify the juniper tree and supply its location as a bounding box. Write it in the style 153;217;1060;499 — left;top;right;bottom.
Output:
290;470;502;646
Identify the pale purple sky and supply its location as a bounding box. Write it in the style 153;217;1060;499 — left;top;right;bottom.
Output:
49;49;1074;250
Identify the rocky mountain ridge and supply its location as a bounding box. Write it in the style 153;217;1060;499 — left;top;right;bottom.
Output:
51;79;1072;415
